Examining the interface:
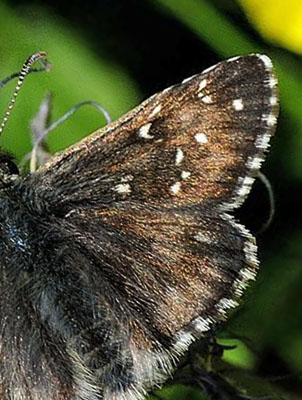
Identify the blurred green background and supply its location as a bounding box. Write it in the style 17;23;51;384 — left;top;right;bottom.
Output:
0;0;301;399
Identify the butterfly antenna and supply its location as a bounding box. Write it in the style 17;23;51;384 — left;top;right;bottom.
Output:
0;51;47;138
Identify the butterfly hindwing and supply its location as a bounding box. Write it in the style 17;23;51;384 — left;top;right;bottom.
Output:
35;54;278;213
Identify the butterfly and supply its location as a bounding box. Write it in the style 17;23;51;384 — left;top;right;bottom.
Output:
0;53;278;400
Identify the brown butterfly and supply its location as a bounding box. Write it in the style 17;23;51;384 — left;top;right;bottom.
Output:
0;52;278;400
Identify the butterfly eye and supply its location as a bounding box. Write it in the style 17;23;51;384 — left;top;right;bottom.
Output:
0;152;19;176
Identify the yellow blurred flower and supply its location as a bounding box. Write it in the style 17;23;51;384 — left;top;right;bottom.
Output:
239;0;302;54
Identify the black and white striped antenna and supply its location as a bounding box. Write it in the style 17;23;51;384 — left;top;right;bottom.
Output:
0;51;47;137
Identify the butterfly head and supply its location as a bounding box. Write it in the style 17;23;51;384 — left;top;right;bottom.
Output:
0;152;19;186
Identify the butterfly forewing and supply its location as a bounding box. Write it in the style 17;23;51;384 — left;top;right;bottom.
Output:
36;54;278;213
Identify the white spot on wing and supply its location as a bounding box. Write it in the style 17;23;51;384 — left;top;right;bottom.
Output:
262;113;277;127
268;76;278;89
256;132;271;149
232;98;244;111
194;233;213;245
247;156;262;170
170;181;181;195
258;54;273;70
195;132;208;144
198;78;207;91
181;170;191;180
113;183;131;194
239;266;257;282
244;240;258;268
175;148;184;165
194;317;212;333
138;122;153;139
237;176;254;198
174;331;195;353
270;96;278;106
120;175;134;182
216;298;239;315
149;104;162;118
199;94;212;104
